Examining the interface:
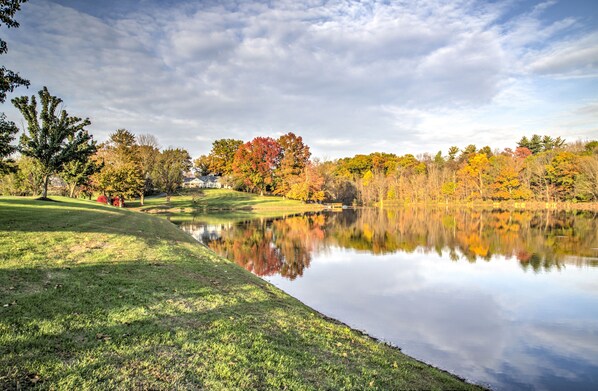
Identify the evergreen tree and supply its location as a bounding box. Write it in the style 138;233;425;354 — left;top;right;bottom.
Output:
12;87;95;199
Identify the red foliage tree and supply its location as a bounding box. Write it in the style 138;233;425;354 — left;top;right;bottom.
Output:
232;137;282;195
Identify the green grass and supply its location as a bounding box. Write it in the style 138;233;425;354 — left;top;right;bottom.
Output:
0;197;481;390
129;188;324;214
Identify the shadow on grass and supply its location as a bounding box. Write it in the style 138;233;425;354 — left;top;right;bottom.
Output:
0;198;197;244
0;261;390;390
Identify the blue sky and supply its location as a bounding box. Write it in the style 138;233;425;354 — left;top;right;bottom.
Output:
1;0;597;159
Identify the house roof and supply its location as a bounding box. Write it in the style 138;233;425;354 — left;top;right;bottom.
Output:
198;175;220;182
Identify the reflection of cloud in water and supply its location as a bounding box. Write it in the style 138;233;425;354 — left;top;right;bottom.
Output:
267;249;598;390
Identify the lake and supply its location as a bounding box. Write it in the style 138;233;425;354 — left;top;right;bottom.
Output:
176;208;598;390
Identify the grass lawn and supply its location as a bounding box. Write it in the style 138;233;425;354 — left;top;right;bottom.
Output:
129;188;325;214
0;197;481;390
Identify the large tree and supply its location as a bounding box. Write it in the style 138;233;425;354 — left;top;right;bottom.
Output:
232;137;281;196
91;129;143;204
12;87;95;199
275;132;311;195
207;138;243;176
152;148;191;203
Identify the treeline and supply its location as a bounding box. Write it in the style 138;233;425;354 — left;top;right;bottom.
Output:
3;92;597;207
195;134;598;205
321;136;598;205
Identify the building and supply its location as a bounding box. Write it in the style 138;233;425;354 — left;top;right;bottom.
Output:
182;177;203;188
183;175;223;189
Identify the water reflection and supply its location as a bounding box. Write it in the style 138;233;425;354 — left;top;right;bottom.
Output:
177;208;598;390
180;209;598;276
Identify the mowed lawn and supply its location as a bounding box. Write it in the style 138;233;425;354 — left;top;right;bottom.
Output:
130;188;325;212
0;197;480;390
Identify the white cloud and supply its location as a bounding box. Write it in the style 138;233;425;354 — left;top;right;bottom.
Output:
528;32;598;77
2;0;596;159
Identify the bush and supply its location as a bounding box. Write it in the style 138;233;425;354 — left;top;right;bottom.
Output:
97;195;108;204
112;196;124;207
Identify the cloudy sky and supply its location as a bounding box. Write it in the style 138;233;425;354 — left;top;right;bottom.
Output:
1;0;597;159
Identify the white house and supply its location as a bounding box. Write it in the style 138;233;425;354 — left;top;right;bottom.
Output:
182;177;203;188
183;175;223;189
198;175;222;188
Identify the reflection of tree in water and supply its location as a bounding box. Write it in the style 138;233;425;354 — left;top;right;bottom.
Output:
323;208;597;271
208;214;325;280
203;209;597;278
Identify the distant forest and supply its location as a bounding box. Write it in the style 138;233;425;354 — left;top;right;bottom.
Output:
193;133;598;205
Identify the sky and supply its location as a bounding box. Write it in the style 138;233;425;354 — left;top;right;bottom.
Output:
1;0;597;159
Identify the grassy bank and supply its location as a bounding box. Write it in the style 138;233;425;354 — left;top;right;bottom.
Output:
130;189;324;215
0;197;480;390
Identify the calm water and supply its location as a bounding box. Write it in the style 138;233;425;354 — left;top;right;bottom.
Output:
177;208;598;390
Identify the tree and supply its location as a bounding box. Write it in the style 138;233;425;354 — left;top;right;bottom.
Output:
286;162;325;202
60;157;101;198
0;0;28;169
107;128;138;165
545;152;579;201
12;87;95;199
92;129;144;204
575;154;598;201
0;113;18;172
275;132;311;195
0;0;29;104
517;134;565;155
94;162;144;206
0;155;42;195
487;154;530;200
152;148;191;203
206;138;243;176
136;134;160;205
232;137;281;196
193;154;211;176
457;153;489;200
525;151;556;202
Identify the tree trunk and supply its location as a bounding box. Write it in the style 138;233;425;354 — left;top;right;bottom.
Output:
140;193;145;206
166;194;171;203
69;182;76;198
42;175;49;199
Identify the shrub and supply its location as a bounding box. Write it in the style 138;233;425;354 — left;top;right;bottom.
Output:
112;196;124;207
